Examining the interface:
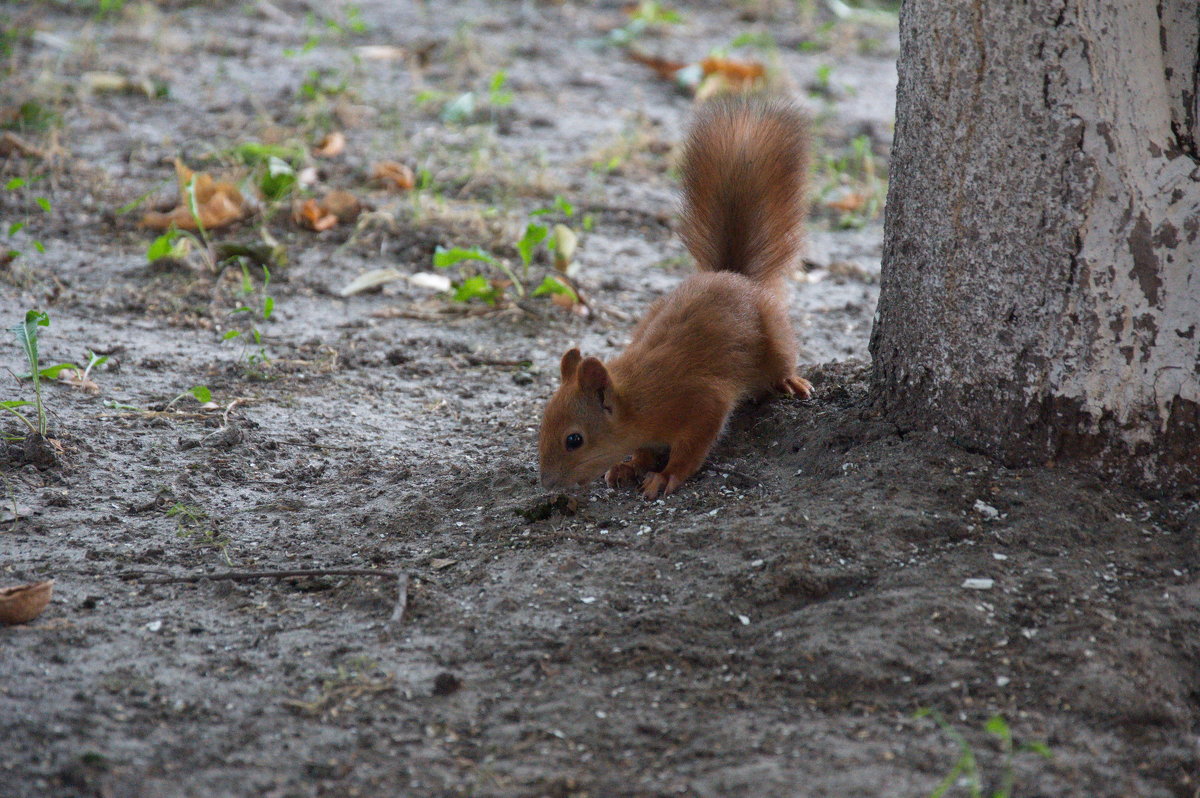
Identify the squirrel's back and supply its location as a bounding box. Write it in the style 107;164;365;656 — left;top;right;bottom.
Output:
679;97;809;283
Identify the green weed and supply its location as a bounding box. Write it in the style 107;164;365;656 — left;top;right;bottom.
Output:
223;264;275;374
815;134;886;229
917;710;1051;798
4;310;51;437
433;196;583;306
167;502;231;566
4;176;52;262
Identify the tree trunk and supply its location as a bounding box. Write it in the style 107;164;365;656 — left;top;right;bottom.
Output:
870;0;1200;490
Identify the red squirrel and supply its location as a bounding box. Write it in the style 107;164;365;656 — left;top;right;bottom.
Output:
538;96;812;499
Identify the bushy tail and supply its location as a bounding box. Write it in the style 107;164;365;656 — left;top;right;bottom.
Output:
679;96;810;283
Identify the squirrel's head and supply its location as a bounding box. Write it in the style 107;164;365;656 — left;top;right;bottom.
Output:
538;348;626;491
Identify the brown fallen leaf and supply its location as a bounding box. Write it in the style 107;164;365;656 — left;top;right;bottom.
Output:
369;160;415;191
826;192;868;213
0;580;53;626
320;189;362;223
696;57;768;101
313;131;346;158
293;198;337;232
140;159;247;231
58;369;100;394
700;56;766;83
626;49;687;81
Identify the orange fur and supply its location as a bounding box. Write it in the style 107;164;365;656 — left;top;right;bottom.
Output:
539;97;812;499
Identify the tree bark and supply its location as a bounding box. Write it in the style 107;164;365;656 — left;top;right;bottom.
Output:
871;0;1200;490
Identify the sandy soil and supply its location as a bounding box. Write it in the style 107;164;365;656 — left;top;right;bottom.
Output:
2;2;1197;797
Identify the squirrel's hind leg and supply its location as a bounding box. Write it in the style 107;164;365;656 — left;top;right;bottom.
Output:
758;297;812;399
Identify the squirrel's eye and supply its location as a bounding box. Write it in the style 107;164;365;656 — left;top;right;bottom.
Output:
565;433;583;451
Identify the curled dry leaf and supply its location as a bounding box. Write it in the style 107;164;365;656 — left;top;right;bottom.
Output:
0;580;53;626
293;190;363;231
369;160;415;191
293;198;337;232
826;192;868;213
628;50;767;99
313;131;346;158
58;369;100;394
320;189;362;223
141;159;247;231
552;224;578;274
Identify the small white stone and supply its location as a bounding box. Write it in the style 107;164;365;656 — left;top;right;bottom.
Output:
996;676;1011;687
973;500;1000;520
962;578;994;590
145;620;163;632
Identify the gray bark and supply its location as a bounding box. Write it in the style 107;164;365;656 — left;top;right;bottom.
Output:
871;0;1200;489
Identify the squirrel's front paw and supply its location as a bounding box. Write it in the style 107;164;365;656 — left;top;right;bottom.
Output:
605;462;640;488
641;471;682;500
776;375;813;399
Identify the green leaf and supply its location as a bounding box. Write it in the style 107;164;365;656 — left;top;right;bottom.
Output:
190;385;212;403
433;246;497;269
1022;741;1053;758
259;156;297;200
554;195;575;217
223;330;241;340
263;296;275;320
517;223;547;267
35;196;51;213
984;715;1010;740
0;400;31;409
453;275;498;305
5;177;25;190
146;233;175;262
12;310;48;376
35;362;81;379
32;240;44;253
233;141;304;167
531;275;577;301
441;92;476;124
7;221;24;236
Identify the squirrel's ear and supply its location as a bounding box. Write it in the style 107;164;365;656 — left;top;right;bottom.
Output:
560;348;582;383
578;357;609;393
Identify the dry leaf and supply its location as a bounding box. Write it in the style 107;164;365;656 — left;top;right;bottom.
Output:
430;558;458;570
338;268;405;297
370;161;415;191
313;131;346;158
700;56;766;83
0;580;53;626
826;192;867;213
292;198;337;232
356;45;407;61
552;224;578;273
320;189;362;223
59;369;100;394
140;159;247;231
626;49;688;81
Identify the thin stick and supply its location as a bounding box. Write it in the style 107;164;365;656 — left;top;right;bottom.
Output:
390;574;410;626
123;568;401;585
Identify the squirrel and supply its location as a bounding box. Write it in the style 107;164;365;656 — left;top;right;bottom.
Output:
538;96;812;500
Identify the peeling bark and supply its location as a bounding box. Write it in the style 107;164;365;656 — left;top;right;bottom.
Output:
871;0;1200;491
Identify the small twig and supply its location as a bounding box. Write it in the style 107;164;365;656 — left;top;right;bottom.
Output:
390;573;409;626
707;463;760;486
122;568;401;585
273;439;356;451
464;355;530;367
222;398;244;426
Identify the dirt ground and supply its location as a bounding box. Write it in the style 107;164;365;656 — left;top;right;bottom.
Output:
2;2;1198;797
